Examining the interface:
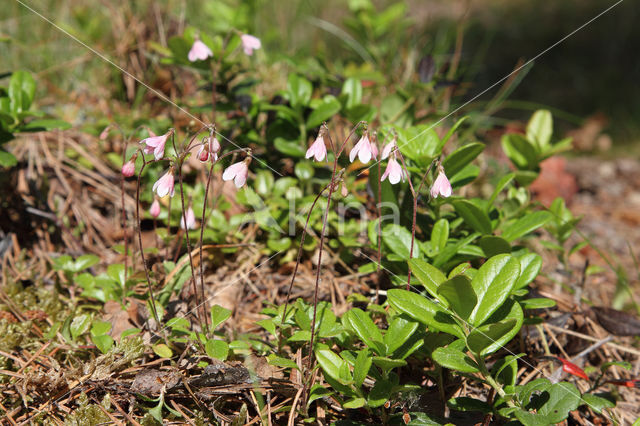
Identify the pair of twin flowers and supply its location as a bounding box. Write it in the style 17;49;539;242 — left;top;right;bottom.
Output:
121;125;452;227
305;128;452;198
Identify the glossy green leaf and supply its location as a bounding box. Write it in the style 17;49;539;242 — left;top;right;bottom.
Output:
267;354;299;370
581;393;615;414
437;275;476;321
527;109;553;150
342;308;385;355
478;236;511;258
384;316;419;355
308;384;333;406
442;142;484;177
90;320;112;337
478;299;524;355
467;319;517;355
372;356;406;370
205;339;229;360
153;343;173;358
501;211;552;242
448;397;492;413
383;223;420;259
387;289;463;338
287;74;312;109
70;314;91;341
9;71;36;113
342;77;362;108
294;161;314;180
353;349;371;388
274;137;305;158
452;200;492;234
74;254;100;272
501;133;539;170
520;298;556;310
306;96;341;128
408;258;446;300
91;334;114;354
488;173;515;207
537;382;581;423
0;150;18;168
431;219;449;254
210;305;231;330
315;346;351;384
432;345;479;373
469;254;521;326
397;124;440;166
514;253;543;289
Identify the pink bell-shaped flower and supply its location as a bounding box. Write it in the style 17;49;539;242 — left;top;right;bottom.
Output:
349;133;375;164
241;34;261;56
305;134;327;162
430;166;452;198
180;207;197;230
222;158;250;188
121;158;136;177
381;156;406;185
152;169;175;198
140;131;171;161
149;199;161;218
188;39;213;62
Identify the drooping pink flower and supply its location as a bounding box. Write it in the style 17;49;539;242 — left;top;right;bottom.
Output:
381;140;397;160
121;159;136;177
349;133;375;164
430;167;452;198
188;39;213;62
149;199;161;218
152;169;175;198
210;136;221;161
222;159;250;188
381;157;406;185
240;34;261;56
140;131;170;160
305;134;327;162
180;207;197;230
197;143;210;162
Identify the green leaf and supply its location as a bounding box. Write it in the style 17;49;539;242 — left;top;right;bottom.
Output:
153;343;173;358
90;320;112;337
441;116;468;146
384;316;419;355
520;298;556;310
437;275;476;321
315;346;351;384
432;345;479;373
501;133;539;170
205;339;229;360
70;314;91;340
353;349;371;388
343;398;366;409
342;308;385;355
488;173;515;207
501;211;552;242
476;299;523;355
267;354;299;370
581;393;615;414
287;74;312;109
107;263;126;288
294;161;314;180
516;377;551;406
74;254;100;272
514;253;543;289
383;223;420;259
308;384;333;406
372;356;406;370
448;397;492;413
469;254;521;326
537;382;581;423
21;119;71;132
210;305;231;330
467;319;517;355
0;150;17;168
397;125;440;166
306;96;341;128
9;71;36;114
478;236;511;258
452;200;492;235
274;137;305;158
387;289;464;338
342;77;362;108
527;110;553;150
408;258;446;299
442;142;485;177
257;319;277;336
91;334;114;354
430;219;449;254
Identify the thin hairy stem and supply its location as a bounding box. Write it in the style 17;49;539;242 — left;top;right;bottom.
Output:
120;147;128;305
198;159;216;335
135;155;160;325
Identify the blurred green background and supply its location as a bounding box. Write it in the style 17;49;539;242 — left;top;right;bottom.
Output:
2;0;637;146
